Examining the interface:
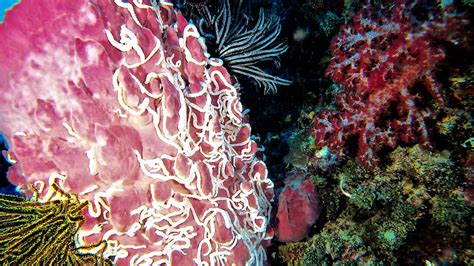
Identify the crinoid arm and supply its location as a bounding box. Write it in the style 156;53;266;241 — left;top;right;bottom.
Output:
200;0;291;94
0;184;112;265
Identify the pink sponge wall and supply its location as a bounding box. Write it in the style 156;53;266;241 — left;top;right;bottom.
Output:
276;171;321;242
0;0;274;264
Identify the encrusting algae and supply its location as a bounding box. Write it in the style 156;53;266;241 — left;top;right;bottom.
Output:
278;145;473;265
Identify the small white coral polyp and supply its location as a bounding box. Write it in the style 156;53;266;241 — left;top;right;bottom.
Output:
0;0;274;265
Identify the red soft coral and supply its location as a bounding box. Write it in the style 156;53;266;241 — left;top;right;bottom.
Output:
311;0;468;169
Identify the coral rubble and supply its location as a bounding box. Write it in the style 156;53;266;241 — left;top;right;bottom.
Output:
279;146;473;264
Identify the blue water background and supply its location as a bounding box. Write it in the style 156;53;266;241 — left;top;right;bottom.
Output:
0;133;18;196
0;1;21;195
0;0;20;23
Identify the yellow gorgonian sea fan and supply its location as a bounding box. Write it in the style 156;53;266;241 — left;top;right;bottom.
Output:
0;183;112;266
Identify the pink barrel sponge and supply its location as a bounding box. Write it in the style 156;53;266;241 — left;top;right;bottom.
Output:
275;172;321;242
0;0;274;264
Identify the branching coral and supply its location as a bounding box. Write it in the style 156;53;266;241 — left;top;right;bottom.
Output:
311;0;470;169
